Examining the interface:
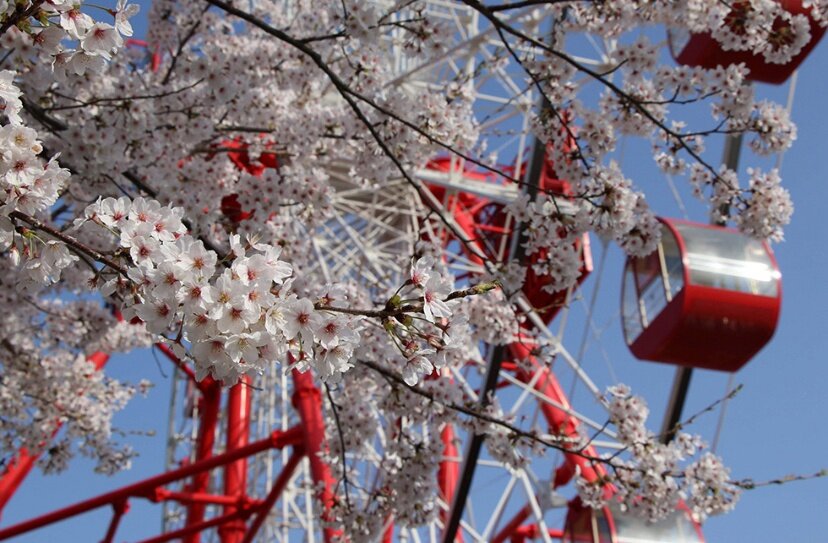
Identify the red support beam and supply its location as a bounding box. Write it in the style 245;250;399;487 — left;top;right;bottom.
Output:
507;524;565;543
100;499;130;543
290;365;340;543
150;488;259;507
219;376;252;543
438;423;463;543
553;459;577;489
0;449;38;518
134;509;249;543
381;518;394;543
241;449;305;543
508;339;605;484
182;378;222;543
434;178;602;543
489;342;610;543
0;427;302;541
491;505;532;543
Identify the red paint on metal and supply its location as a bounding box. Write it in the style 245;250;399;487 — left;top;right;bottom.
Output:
438;423;463;542
427;157;606;538
553;458;577;488
155;343;202;388
0;269;339;543
509;340;605;484
563;498;705;543
220;193;255;223
434;160;593;327
625;218;782;372
290;362;340;542
491;505;532;543
0;449;37;516
182;379;222;543
150;488;259;506
672;0;825;84
0;152;689;543
629;286;780;371
526;525;563;542
219;376;253;543
507;524;564;542
135;510;250;543
517;175;593;326
381;520;394;543
125;38;162;74
0;428;301;541
101;499;130;543
522;232;592;325
0;315;196;519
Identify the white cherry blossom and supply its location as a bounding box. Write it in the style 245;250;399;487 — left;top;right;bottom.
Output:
0;0;816;534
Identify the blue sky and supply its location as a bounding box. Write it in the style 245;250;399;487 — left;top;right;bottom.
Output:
3;6;828;543
692;40;828;540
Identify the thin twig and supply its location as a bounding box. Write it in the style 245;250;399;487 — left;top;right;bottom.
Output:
10;211;128;276
324;383;352;510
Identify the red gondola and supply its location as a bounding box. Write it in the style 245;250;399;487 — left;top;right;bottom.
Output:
670;0;826;84
564;499;705;543
622;218;781;372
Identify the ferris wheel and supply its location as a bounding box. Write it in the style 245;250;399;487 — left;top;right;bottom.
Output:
0;1;818;542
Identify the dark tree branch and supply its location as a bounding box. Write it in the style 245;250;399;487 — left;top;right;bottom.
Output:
10;211;128;276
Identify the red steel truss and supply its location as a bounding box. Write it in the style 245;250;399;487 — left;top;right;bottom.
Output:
0;343;312;543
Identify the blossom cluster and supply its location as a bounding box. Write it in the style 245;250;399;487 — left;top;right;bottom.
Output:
0;66;148;472
0;271;150;474
76;195;489;391
77;196;366;384
0;70;64;216
0;71;76;293
0;0;138;79
710;1;813;65
463;290;520;345
380;256;477;387
561;0;828;66
577;385;740;521
504;161;660;297
526;28;799;253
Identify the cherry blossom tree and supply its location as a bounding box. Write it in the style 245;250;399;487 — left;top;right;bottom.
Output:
0;0;819;539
